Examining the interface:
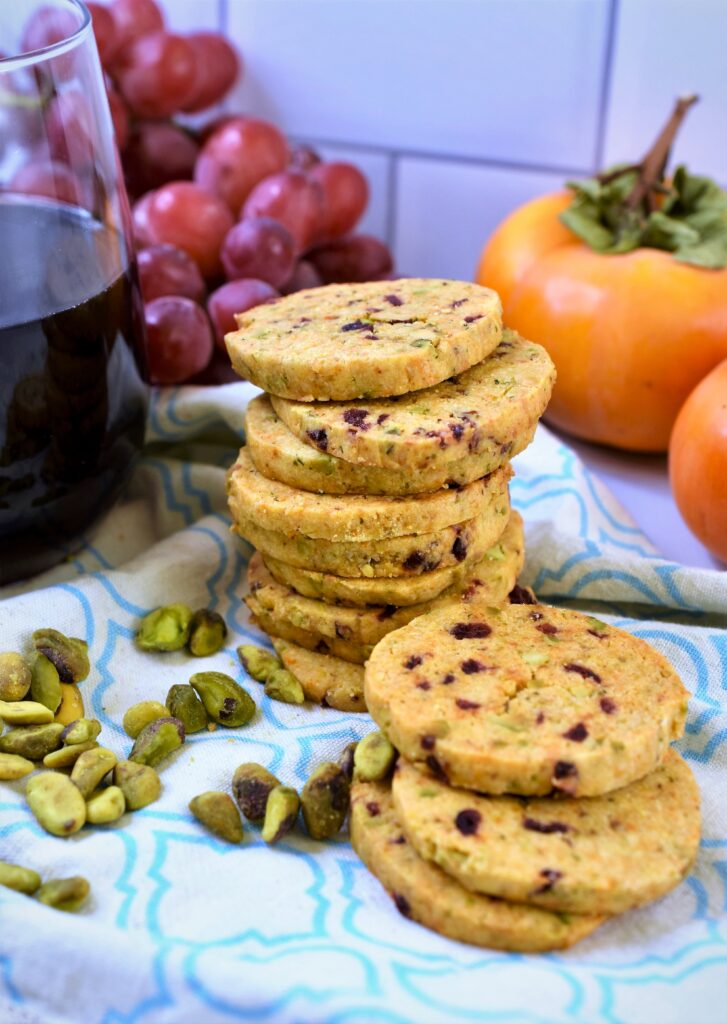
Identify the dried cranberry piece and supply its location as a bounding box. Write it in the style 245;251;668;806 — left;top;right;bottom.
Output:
384;293;403;306
441;673;455;685
600;697;617;714
523;817;570;835
553;761;577;781
341;320;368;332
376;413;390;425
425;755;448;783
403;551;424;571
562;722;588;742
306;428;328;451
533;868;562;894
365;801;380;817
420;735;436;750
454;809;481;836
455;698;480;710
343;408;369;428
536;623;558;636
460;658;486;674
404;654;422;670
509;584;537;605
416;681;431;691
464;314;483;323
564;663;601;683
449;622;491;640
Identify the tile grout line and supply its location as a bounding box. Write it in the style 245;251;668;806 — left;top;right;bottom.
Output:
594;0;621;170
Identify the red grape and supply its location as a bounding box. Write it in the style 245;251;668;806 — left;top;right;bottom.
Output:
207;279;278;348
106;85;130;151
308;234;393;283
194;118;288;214
110;0;164;53
280;259;323;295
243;170;325;253
288;144;321;172
138;244;206;303
10;160;85;207
182;33;241;113
116;32;197;119
132;191;156;248
196;115;237;144
87;3;119;68
144;296;214;385
311;162;369;240
143;181;234;278
46;91;95;166
221;218;296;289
124;121;199;196
20;5;77;53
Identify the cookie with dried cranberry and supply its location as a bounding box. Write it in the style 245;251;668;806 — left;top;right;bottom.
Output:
225;279;502;401
233;500;509;579
271;331;554;471
262;510;524;608
350;780;604;952
226;446;511;542
246;594;372;665
246;394;528;496
364;603;688;797
271;638;365;712
392;750;700;915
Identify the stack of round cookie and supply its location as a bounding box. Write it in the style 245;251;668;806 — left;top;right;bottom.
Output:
225;278;556;710
354;602;700;952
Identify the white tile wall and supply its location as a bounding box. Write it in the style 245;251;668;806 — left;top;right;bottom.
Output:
159;0;727;276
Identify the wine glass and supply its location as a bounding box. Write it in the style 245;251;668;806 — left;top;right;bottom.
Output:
0;0;148;585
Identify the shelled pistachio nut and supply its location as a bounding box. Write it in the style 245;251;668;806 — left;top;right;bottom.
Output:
26;772;86;836
70;747;117;798
136;604;193;652
129;717;185;768
0;859;41;895
166;684;208;734
190;672;255;728
0;652;31;702
0;722;64;760
54;684;84;726
43;740;98;770
0;700;54;726
0;752;35;780
301;763;350;840
264;669;305;706
61;718;101;746
232;763;281;821
189;791;243;843
32;629;89;684
261;785;300;845
86;785;126;825
29;653;62;713
36;876;89;912
188;609;228;657
113;760;161;810
237;645;281;683
353;731;396;783
122;701;168;739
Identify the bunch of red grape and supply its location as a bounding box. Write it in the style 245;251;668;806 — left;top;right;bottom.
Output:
92;0;394;385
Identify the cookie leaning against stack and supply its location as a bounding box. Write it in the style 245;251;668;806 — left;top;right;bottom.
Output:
349;602;700;951
225;279;555;710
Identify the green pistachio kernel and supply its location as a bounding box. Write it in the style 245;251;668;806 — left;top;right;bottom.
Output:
61;718;102;746
353;731;396;783
0;860;41;895
43;740;98;770
188;609;228;657
113;760;161;811
136;604;193;652
165;684;208;734
32;629;89;684
129;717;185;768
301;762;350;840
264;668;305;706
0;752;35;780
0;722;64;760
70;747;117;798
29;653;62;713
261;785;300;844
231;762;281;821
122;701;169;740
0;699;54;726
36;876;90;912
189;791;243;843
190;672;256;728
236;645;282;683
0;652;31;702
86;785;126;825
26;772;86;836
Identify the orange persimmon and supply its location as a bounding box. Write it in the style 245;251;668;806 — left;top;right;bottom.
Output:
669;359;727;562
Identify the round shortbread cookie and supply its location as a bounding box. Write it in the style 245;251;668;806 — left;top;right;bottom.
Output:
392;750;700;915
232;500;510;579
350;780;604;952
364;603;688;797
226;446;511;543
245;394;535;496
271;331;555;471
271;638;365;713
263;510;524;608
246;594;372;665
225;279;502;401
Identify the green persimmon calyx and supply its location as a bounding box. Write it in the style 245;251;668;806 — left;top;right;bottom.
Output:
560;95;727;269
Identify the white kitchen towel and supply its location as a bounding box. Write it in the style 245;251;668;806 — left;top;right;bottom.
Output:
0;382;725;1024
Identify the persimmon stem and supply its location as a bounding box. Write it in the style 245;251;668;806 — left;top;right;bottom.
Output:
625;94;699;212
